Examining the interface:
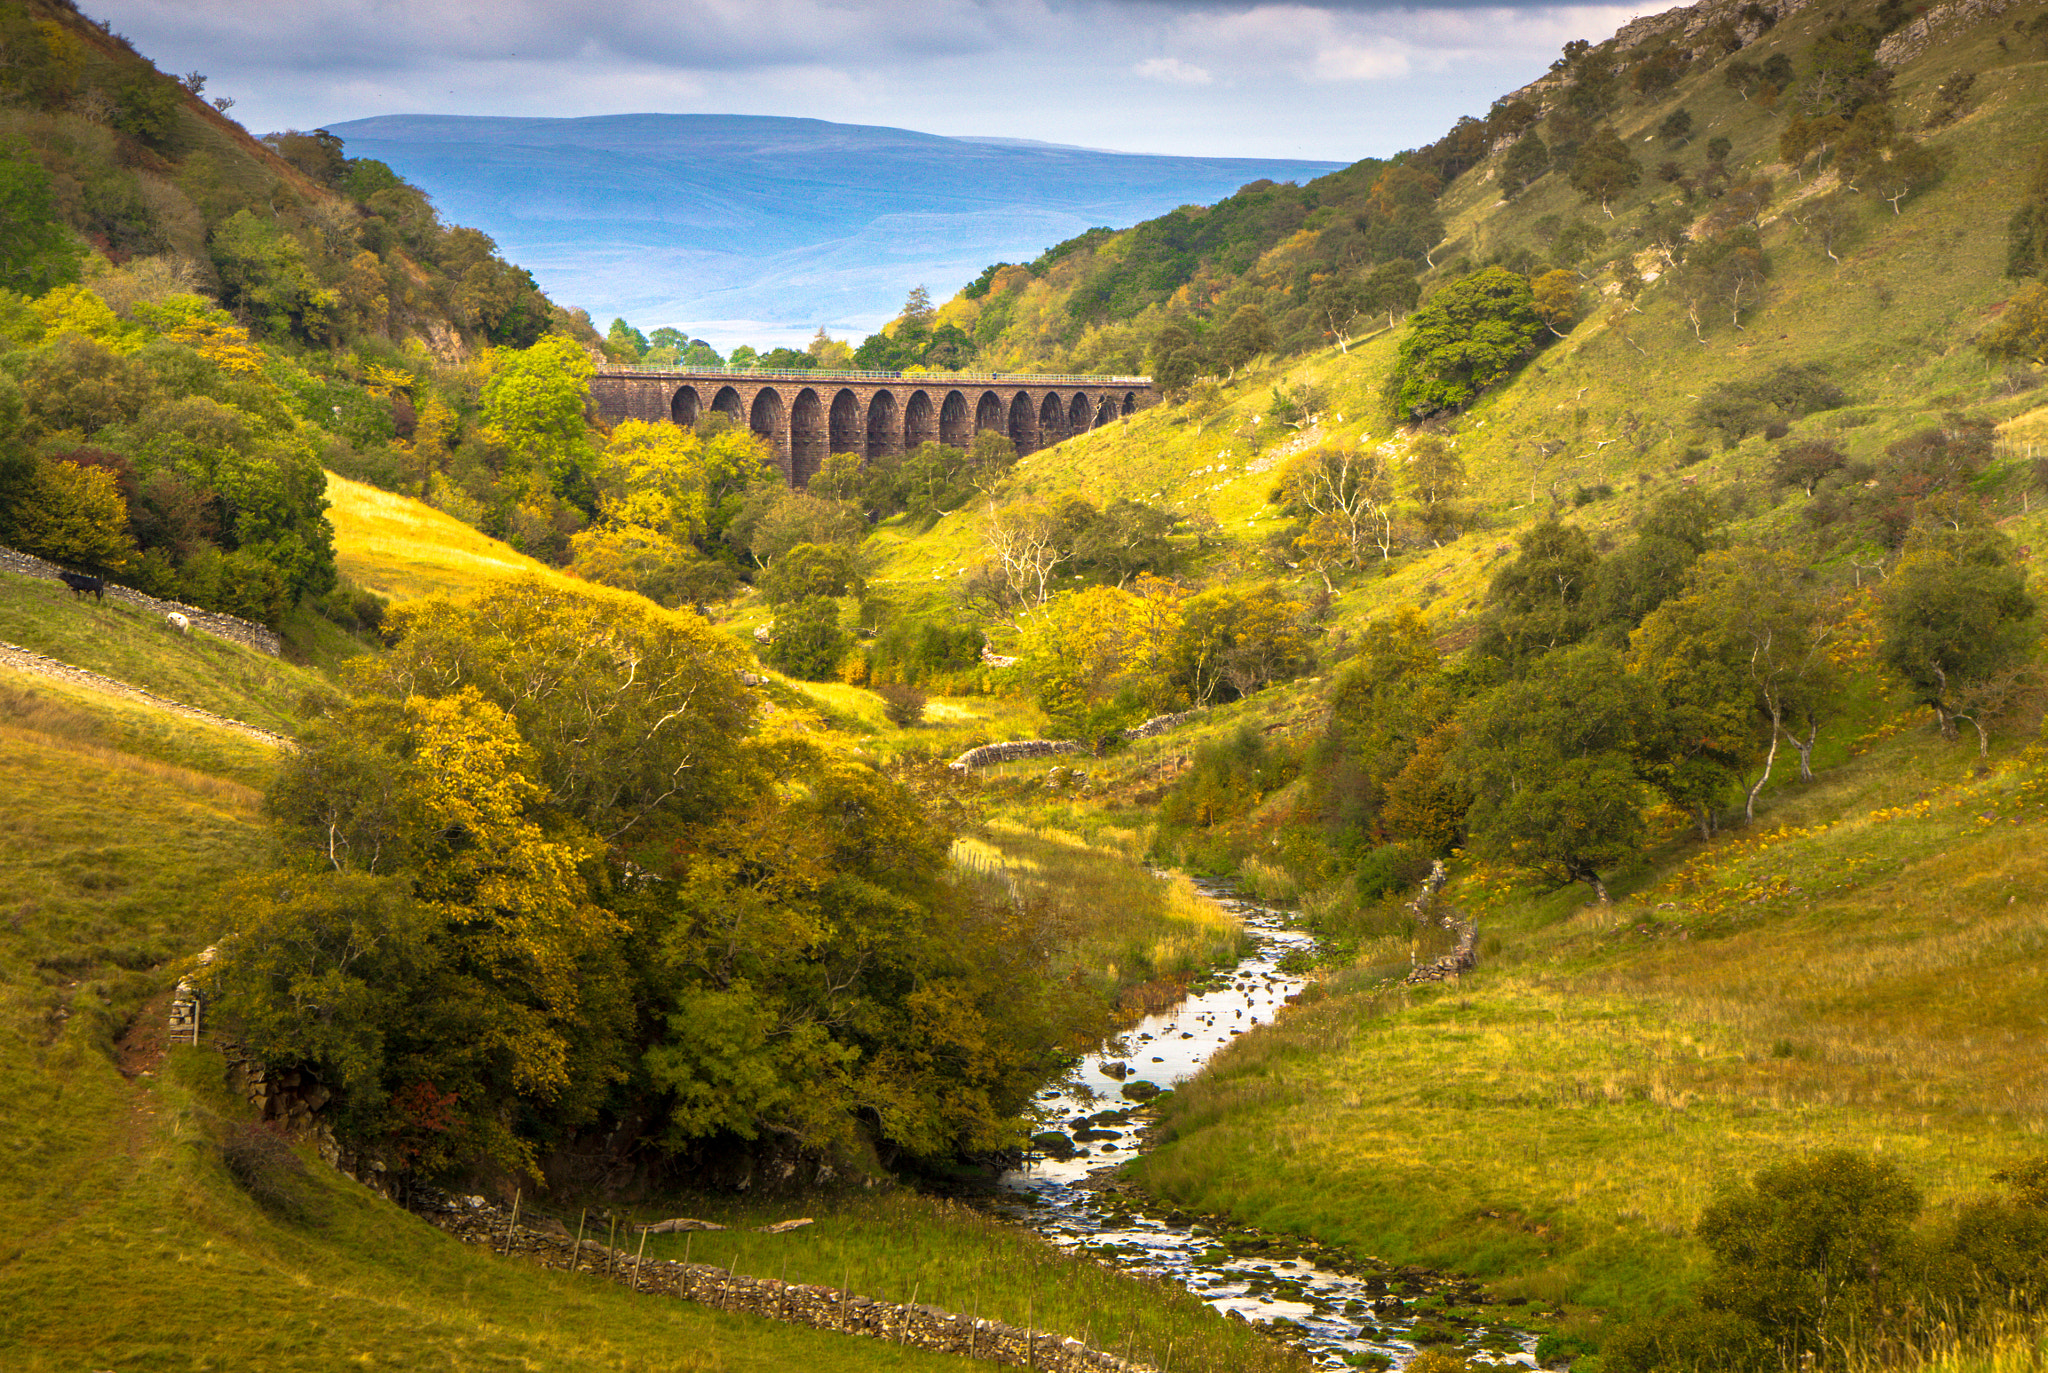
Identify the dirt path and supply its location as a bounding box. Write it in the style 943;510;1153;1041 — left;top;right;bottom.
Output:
0;640;295;751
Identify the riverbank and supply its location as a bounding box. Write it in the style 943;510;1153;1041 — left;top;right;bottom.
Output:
1127;721;2048;1338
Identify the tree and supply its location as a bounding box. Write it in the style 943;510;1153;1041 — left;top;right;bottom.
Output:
1475;519;1602;672
1530;269;1582;337
604;317;648;361
1878;527;2039;754
1981;282;2048;366
1404;436;1468;545
1568;128;1643;216
1633;549;1846;830
977;498;1072;620
1361;261;1422;328
1501;133;1550;196
1281;446;1399;566
0;144;83;294
1310;275;1370;352
1172;583;1306;705
1211;304;1276;377
1453;642;1654;901
13;457;137;571
1872;140;1939;214
1697;1153;1923;1360
480;335;597;502
1390;266;1544;419
764;596;849;680
762;540;854;607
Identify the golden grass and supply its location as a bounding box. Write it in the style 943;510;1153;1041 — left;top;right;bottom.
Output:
324;470;583;602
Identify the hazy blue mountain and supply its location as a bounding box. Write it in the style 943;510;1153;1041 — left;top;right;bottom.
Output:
324;113;1346;350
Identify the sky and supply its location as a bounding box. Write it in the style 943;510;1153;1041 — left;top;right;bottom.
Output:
91;0;1652;162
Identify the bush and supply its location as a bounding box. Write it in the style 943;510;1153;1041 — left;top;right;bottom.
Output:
1355;843;1430;901
877;681;927;728
763;595;849;680
219;1123;309;1219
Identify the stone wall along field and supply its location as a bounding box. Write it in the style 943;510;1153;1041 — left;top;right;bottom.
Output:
0;545;282;656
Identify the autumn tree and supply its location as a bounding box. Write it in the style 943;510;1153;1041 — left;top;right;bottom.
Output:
1280;445;1400;568
1981;282;2048;366
1531;269;1582;337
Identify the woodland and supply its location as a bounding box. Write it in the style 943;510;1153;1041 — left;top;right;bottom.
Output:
7;0;2048;1369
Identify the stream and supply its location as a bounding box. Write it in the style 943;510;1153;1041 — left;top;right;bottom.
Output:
997;883;1540;1372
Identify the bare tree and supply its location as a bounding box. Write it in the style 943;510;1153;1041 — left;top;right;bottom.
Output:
976;499;1071;622
1284;446;1400;564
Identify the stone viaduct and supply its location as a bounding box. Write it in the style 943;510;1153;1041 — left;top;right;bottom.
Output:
589;367;1158;487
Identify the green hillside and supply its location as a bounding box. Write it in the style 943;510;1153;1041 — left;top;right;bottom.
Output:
835;0;2048;1365
12;0;2048;1367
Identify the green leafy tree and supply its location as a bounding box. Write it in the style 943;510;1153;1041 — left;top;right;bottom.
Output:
480;335;597;503
1452;642;1654;901
0;144;83;294
1211;304;1276;378
765;595;849;679
1878;527;2039;754
1390;266;1544;418
1568;128;1643;215
1501;132;1550;196
762;540;854;607
1475;519;1602;672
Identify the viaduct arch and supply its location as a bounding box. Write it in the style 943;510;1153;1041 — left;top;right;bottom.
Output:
591;368;1158;487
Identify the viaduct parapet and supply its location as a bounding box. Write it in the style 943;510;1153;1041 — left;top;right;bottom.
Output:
590;367;1158;487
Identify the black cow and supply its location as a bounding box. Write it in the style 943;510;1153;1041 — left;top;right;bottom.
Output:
59;571;105;601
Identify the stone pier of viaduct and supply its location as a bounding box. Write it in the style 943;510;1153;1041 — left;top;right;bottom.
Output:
590;367;1158;487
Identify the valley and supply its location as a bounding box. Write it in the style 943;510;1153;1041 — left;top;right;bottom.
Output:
4;0;2048;1368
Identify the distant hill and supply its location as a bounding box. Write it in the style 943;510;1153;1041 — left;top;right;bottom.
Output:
321;113;1346;347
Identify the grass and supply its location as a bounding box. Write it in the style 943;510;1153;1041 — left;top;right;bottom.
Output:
0;607;1305;1371
1124;717;2048;1321
603;1191;1312;1373
959;819;1249;1017
324;470;585;603
0;566;328;735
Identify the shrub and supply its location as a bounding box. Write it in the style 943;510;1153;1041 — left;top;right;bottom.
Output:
763;595;849;680
877;681;927;728
219;1123;309;1219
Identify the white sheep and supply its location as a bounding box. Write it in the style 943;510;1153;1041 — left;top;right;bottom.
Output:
166;611;191;635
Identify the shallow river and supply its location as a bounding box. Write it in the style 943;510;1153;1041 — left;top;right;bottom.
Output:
998;884;1539;1371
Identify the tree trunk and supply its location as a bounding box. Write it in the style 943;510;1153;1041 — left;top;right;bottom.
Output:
1694;805;1713;841
1792;715;1818;782
1745;728;1780;823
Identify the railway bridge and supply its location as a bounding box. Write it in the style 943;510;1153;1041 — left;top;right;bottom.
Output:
590;367;1158;487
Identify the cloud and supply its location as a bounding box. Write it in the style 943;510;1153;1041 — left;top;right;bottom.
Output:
1134;56;1214;84
90;0;1643;159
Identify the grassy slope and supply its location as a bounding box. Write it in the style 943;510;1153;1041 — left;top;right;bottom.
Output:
0;488;1301;1370
325;470;585;602
853;0;2048;1329
0;566;331;734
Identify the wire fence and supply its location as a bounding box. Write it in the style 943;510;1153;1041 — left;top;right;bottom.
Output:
594;364;1151;387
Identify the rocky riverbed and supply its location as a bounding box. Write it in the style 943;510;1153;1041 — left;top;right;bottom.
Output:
998;885;1542;1372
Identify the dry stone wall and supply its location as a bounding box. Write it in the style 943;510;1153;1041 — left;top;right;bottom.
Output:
0;641;294;749
1403;861;1479;985
0;544;282;656
414;1190;1161;1372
